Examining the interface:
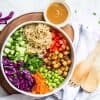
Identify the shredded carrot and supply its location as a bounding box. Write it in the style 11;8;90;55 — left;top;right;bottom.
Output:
32;72;51;94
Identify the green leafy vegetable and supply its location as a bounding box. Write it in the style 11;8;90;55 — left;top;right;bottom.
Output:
25;55;44;73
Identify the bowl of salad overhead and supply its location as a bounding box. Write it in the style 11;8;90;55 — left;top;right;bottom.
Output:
0;21;75;98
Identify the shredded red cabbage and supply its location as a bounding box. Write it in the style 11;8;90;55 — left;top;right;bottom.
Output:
0;12;2;17
3;56;36;92
0;11;14;24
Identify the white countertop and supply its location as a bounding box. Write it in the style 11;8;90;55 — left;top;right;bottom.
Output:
0;0;100;31
0;0;100;99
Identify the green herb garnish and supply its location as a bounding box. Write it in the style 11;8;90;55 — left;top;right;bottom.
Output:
98;21;100;24
25;55;44;73
93;12;96;16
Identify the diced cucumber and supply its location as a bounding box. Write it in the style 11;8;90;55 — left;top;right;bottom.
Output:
19;41;25;46
19;27;24;32
24;54;28;62
10;56;16;60
16;47;26;54
20;56;24;61
15;44;19;46
4;48;10;54
4;29;27;62
6;42;11;47
14;31;19;36
28;66;34;72
16;51;20;55
16;37;23;41
10;50;15;55
8;38;13;43
11;46;16;50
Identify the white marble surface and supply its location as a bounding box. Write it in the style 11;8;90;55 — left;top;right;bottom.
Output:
0;0;100;31
0;0;100;99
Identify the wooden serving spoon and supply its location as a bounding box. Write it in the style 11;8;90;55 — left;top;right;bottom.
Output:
71;41;100;92
81;68;99;92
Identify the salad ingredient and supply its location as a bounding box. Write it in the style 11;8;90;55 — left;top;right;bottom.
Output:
0;20;7;24
32;72;50;94
43;30;72;77
24;23;52;56
50;30;67;52
0;12;2;17
44;49;71;77
25;55;44;73
3;56;35;91
4;27;26;62
39;66;64;88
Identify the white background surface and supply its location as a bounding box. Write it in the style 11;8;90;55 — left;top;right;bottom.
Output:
0;0;100;98
0;0;100;31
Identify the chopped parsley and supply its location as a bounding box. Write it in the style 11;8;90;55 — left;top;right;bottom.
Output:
98;21;100;24
93;12;96;16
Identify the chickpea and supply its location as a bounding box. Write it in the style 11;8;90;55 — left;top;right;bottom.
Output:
65;66;69;71
58;62;61;66
66;46;70;51
53;63;60;69
64;51;70;55
67;59;72;65
52;61;56;65
58;53;63;58
63;56;69;60
62;60;67;66
55;50;59;55
51;55;57;60
61;59;64;62
61;67;65;71
57;69;63;75
47;66;52;70
63;71;68;77
47;61;51;66
44;58;48;63
49;53;52;57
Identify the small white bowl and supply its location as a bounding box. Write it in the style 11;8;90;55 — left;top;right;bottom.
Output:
44;0;71;27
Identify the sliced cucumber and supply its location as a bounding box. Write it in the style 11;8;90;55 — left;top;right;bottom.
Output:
4;48;10;54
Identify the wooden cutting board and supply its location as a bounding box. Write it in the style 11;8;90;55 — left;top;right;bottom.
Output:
0;12;74;95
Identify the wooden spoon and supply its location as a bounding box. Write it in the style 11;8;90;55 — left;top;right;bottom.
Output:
81;68;99;92
71;41;100;92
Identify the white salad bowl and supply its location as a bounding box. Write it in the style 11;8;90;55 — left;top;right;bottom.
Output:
0;21;75;98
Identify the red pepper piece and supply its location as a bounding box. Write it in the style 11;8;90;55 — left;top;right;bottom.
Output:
52;33;56;39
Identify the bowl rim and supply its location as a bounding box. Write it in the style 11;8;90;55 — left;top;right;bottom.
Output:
0;21;75;98
44;0;71;27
